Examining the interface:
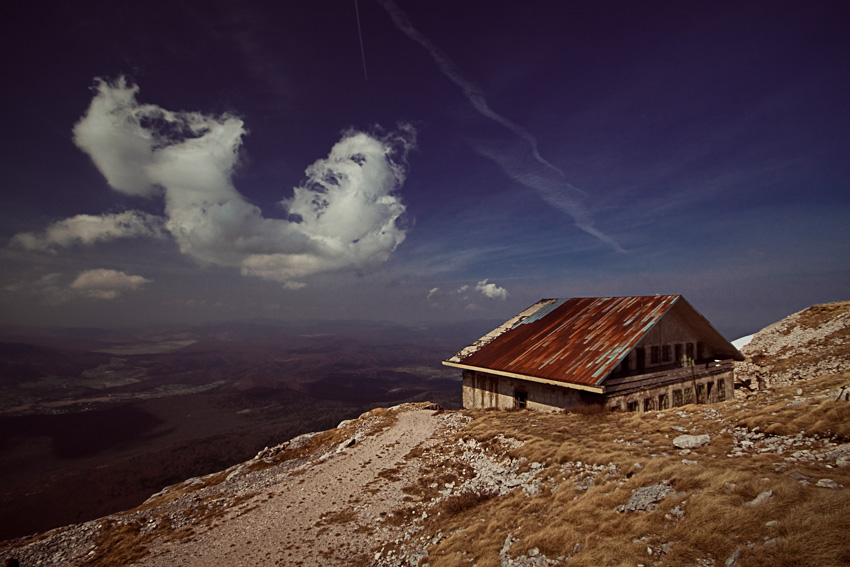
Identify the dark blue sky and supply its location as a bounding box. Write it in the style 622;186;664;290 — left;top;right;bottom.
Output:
1;1;848;338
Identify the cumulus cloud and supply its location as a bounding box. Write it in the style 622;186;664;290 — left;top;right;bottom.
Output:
474;279;508;300
11;211;164;251
70;268;152;300
3;269;151;303
13;77;415;288
427;278;508;308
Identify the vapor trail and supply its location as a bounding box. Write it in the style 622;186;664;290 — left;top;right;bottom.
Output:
378;0;625;253
355;0;368;81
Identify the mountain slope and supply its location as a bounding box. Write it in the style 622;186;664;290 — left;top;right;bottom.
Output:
2;302;849;567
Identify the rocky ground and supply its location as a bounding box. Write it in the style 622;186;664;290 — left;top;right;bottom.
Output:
734;301;850;393
2;301;849;567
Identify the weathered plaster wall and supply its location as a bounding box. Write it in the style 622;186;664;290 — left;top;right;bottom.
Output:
462;370;586;412
606;369;734;412
462;366;735;413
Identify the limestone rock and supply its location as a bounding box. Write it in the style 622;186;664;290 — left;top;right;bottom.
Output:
744;490;773;507
616;482;674;513
673;434;710;449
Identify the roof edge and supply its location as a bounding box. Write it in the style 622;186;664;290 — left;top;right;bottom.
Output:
442;360;605;394
673;297;745;361
446;299;562;363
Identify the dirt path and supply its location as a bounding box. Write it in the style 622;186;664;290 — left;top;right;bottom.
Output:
136;408;441;566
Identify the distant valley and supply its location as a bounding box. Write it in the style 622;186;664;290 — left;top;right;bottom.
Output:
0;319;492;540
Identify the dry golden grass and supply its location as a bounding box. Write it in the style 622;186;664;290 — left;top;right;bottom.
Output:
728;372;850;439
416;383;850;567
79;520;156;567
748;302;850;373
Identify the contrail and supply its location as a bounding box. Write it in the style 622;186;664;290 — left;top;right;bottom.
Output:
355;0;368;81
378;0;625;253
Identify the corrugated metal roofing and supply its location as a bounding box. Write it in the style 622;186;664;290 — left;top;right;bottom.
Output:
445;295;681;388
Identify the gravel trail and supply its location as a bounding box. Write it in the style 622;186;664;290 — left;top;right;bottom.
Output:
136;408;441;566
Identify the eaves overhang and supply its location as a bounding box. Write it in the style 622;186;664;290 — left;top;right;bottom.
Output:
442;360;606;394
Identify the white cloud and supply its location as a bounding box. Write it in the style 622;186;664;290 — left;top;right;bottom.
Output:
11;211;164;251
12;77;416;288
475;279;508;300
428;278;509;307
70;269;152;300
2;269;151;303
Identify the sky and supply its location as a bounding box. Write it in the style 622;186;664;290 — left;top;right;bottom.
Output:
1;0;848;339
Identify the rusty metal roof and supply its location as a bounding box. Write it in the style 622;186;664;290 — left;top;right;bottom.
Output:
444;295;685;390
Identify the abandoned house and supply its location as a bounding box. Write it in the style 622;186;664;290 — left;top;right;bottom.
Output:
443;295;744;412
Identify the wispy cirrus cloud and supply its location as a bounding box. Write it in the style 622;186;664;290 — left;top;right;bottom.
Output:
11;77;415;289
379;0;624;253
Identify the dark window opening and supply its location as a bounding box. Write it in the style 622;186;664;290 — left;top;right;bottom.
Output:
643;398;654;412
514;390;528;409
650;346;660;364
627;400;639;412
636;348;646;373
717;380;726;402
696;383;706;404
658;393;669;410
662;345;672;363
675;344;684;366
686;342;695;363
706;381;714;402
684;387;695;405
673;389;683;407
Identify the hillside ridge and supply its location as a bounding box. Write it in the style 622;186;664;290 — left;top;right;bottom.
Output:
2;302;849;567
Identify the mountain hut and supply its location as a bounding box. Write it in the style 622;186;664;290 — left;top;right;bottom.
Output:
442;295;744;412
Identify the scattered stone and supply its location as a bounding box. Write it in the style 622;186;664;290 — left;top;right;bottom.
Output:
744;490;773;507
816;478;841;489
616;482;674;513
725;547;741;567
673;434;710;449
682;459;699;466
789;471;813;481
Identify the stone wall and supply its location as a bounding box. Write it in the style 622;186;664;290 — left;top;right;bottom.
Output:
462;365;735;413
462;370;586;412
605;368;734;412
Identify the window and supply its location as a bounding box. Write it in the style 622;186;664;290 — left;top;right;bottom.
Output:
515;390;528;409
636;348;645;372
706;382;714;402
662;345;672;363
658;393;669;410
627;400;639;412
684;387;694;405
651;346;660;365
686;342;695;363
620;353;631;373
675;344;684;366
643;398;654;412
717;380;726;402
696;383;706;404
673;389;683;407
